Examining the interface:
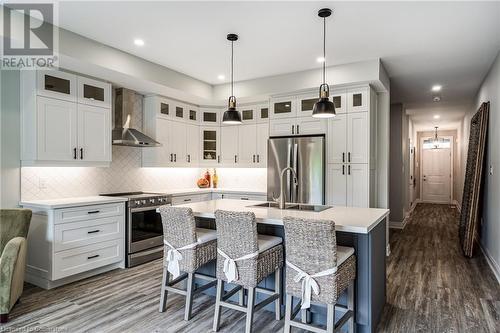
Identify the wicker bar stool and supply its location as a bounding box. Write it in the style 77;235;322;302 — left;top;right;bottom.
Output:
212;210;284;333
282;217;356;333
158;206;217;321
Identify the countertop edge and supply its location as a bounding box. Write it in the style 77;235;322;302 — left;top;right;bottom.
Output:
20;196;128;209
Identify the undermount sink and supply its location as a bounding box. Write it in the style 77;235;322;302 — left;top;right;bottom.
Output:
249;202;332;212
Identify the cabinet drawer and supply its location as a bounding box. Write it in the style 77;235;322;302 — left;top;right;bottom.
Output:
54;216;124;252
53;239;123;280
172;193;212;205
222;193;267;201
55;203;124;224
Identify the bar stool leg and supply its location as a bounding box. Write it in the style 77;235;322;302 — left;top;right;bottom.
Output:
245;287;256;333
159;267;170;312
284;294;292;333
239;288;245;306
184;273;195;321
347;281;355;333
274;267;281;320
326;304;335;333
213;279;224;332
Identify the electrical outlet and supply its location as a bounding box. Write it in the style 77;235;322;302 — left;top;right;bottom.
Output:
39;177;48;190
489;165;493;176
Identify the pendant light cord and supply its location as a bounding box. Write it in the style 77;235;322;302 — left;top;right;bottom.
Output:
323;16;326;85
231;40;234;97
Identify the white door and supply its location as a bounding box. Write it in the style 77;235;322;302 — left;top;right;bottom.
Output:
37;96;78;161
347;112;368;164
238;124;257;166
327;164;347;206
269;118;294;136
185;123;200;165
220;126;239;165
347;163;369;207
256;122;269;166
327;114;347;164
295;117;327;135
170;121;186;165
422;147;451;203
77;105;111;162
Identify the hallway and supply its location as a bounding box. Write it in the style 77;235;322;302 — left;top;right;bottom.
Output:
378;203;500;332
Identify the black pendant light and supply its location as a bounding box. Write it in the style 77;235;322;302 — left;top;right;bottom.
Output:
222;33;242;124
312;8;336;118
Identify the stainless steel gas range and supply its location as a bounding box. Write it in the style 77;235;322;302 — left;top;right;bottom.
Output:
100;192;171;267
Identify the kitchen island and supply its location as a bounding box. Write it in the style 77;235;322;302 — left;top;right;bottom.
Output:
176;199;389;333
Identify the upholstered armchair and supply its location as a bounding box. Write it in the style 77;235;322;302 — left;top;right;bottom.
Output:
0;209;32;323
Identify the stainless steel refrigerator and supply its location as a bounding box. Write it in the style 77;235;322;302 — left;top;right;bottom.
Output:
267;135;325;205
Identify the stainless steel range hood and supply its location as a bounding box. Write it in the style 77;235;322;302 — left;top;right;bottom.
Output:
112;88;161;147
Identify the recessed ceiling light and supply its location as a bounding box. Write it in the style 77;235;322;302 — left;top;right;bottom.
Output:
316;56;325;63
134;39;144;46
217;74;225;80
431;85;442;92
434;115;440;119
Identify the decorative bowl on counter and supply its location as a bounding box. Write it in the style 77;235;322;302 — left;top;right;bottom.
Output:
197;178;210;188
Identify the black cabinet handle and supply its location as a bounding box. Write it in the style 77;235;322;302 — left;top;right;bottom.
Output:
174;154;177;162
257;155;260;163
292;125;294;134
217;155;220;163
234;155;237;163
87;230;100;234
183;198;191;202
253;155;256;163
80;148;83;160
342;165;345;175
170;153;173;162
297;125;299;134
348;152;351;163
342;152;345;163
241;197;249;200
187;154;191;163
87;210;100;214
348;165;351;175
87;254;100;260
73;148;77;159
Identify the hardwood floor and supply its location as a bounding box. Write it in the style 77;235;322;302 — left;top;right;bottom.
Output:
2;203;498;332
378;203;500;333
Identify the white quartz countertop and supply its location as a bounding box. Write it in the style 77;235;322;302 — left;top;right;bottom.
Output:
20;196;128;209
151;188;267;196
176;199;389;234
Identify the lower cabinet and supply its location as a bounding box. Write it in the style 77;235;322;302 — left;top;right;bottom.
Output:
23;202;126;289
171;193;212;205
327;163;369;207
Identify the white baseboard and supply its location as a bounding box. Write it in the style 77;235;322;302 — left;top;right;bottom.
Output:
479;243;500;285
452;200;462;213
389;219;407;229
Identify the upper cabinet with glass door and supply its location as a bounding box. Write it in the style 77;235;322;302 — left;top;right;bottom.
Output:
297;92;319;117
77;76;111;108
187;105;200;124
347;87;369;113
331;89;347;114
37;70;77;102
270;95;297;119
256;104;270;123
239;105;257;124
200;107;221;126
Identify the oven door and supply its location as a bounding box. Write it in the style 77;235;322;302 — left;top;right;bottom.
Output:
128;205;167;254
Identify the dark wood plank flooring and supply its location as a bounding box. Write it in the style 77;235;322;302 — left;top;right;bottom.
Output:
2;203;498;332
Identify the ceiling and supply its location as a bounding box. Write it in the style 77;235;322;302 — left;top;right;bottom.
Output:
58;1;500;125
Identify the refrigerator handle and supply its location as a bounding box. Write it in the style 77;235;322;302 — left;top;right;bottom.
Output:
292;142;299;202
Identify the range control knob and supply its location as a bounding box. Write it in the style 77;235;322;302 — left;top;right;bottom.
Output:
134;200;141;206
149;198;155;204
158;198;164;203
141;200;147;205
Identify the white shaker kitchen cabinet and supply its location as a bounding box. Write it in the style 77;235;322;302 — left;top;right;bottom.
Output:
295;117;327;135
37;96;78;161
255;122;269;166
142;117;172;167
77;76;112;108
200;108;220;126
327;164;347;207
238;124;257;165
186;106;200;124
172;102;187;123
185;123;200;165
347;112;369;164
77;104;111;162
200;127;221;165
256;104;270;123
240;105;257;124
269;118;295;136
296;92;318;117
347;163;369;207
347;87;369;113
37;70;77;102
270;95;297;119
169;121;187;164
327;114;347;164
220;126;239;166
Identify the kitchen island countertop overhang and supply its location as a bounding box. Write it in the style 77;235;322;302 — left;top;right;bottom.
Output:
173;199;389;234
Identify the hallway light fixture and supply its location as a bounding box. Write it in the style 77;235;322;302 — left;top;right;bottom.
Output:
222;33;242;124
312;8;336;118
433;126;440;148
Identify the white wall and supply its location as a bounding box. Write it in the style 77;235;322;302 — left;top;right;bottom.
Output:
389;103;405;223
1;70;21;208
462;51;500;280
